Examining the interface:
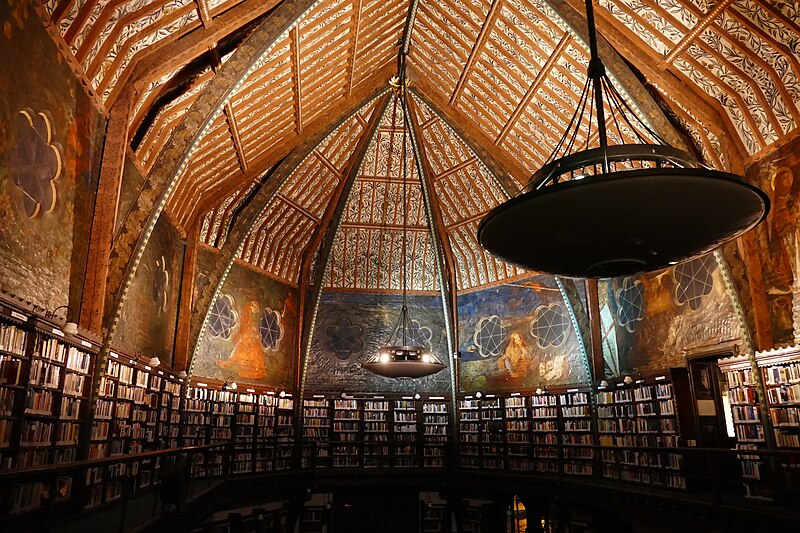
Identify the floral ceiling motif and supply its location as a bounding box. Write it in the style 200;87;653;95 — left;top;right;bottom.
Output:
9;109;62;218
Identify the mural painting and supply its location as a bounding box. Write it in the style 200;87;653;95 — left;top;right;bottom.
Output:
0;1;104;312
306;291;450;394
457;276;588;392
599;254;743;377
193;260;297;388
747;141;800;345
113;215;184;363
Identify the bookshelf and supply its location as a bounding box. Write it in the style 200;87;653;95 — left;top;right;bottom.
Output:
422;398;448;468
458;398;480;469
363;399;390;468
479;396;504;469
331;399;360;468
393;399;419;467
421;503;447;533
0;305;100;515
530;391;559;474
718;354;770;500
559;389;593;476
275;395;294;470
302;397;330;468
595;371;691;489
504;395;530;471
256;393;276;472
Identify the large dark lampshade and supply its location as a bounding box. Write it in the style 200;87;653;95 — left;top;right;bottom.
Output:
478;147;769;278
478;0;769;278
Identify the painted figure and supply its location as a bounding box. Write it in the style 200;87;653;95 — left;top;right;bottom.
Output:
217;301;267;380
497;332;529;378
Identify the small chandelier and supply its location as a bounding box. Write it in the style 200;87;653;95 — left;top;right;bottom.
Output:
362;51;445;380
478;0;769;278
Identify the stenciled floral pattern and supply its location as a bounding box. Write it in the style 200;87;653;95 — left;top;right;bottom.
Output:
616;276;645;333
208;294;238;340
324;316;364;360
673;255;715;311
260;307;284;351
473;315;507;358
9;109;62;217
530;303;570;349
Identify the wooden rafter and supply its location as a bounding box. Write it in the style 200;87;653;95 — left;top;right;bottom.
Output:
290;26;303;134
179;62;395;229
345;0;363;97
658;0;733;68
496;33;572;146
196;0;214;27
224;103;249;172
450;0;503;105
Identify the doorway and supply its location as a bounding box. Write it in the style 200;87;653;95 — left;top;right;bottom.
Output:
687;354;736;449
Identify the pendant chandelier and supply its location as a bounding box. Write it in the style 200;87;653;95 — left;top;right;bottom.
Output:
362;52;445;380
478;0;769;279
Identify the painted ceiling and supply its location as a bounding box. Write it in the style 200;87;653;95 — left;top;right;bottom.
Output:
39;0;800;292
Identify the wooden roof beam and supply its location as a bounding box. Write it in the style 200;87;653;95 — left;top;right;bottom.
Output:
450;0;503;105
496;33;572;146
408;79;523;196
107;0;284;108
291;27;303;134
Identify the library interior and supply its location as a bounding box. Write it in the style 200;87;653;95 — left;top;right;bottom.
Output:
1;0;800;531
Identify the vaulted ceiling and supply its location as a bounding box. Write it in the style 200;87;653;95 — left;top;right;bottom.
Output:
41;0;800;295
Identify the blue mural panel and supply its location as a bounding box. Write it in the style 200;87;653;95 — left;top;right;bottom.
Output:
306;291;451;394
457;276;588;392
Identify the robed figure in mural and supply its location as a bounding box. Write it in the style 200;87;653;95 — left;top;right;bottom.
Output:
497;332;530;379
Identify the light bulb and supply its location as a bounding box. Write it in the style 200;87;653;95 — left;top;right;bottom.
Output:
422;354;431;363
379;352;391;363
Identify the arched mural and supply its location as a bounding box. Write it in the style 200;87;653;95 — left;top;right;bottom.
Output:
457;276;588;392
599;253;743;377
305;291;450;394
193;248;297;387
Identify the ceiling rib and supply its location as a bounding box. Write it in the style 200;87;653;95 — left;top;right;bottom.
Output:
658;0;732;68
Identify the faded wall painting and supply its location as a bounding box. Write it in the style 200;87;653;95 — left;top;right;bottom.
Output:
306;291;451;394
599;254;743;377
193;260;297;388
457;276;588;392
114;215;184;363
0;1;104;312
747;140;800;346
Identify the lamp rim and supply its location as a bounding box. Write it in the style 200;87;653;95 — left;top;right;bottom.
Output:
478;166;770;278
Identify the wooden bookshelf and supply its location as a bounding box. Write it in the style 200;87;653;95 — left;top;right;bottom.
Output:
559;388;594;476
530;391;559;474
331;399;360;468
718;354;770;501
393;398;419;467
0;304;100;515
363;399;390;468
504;395;531;471
422;398;448;468
302;397;330;469
458;397;480;469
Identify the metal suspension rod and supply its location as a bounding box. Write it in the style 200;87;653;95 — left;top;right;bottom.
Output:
585;0;609;172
